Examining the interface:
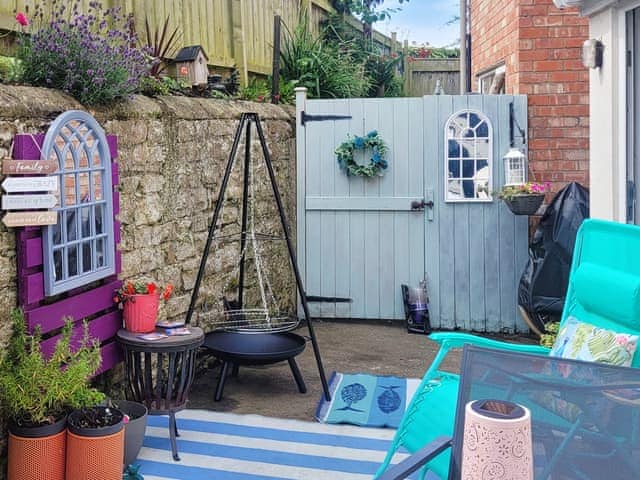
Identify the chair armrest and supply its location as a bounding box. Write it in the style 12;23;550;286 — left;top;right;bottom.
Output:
429;332;550;355
376;436;453;480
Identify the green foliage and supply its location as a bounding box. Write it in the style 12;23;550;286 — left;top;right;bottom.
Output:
540;322;560;348
238;77;270;102
280;12;370;98
330;0;409;25
407;46;460;59
0;309;104;428
364;54;402;97
17;0;147;105
0;55;23;82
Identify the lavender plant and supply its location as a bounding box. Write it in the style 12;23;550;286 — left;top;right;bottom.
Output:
18;0;147;105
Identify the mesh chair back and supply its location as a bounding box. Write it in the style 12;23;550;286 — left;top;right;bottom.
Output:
451;345;640;480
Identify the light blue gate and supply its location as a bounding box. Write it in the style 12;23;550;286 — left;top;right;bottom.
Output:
296;91;529;333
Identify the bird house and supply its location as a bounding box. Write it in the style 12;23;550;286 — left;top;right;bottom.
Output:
174;45;209;86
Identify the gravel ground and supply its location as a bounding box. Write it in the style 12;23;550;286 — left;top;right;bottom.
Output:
187;319;497;421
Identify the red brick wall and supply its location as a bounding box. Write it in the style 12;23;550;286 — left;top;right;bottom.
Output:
471;0;589;194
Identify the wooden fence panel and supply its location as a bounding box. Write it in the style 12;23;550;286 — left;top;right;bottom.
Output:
0;0;399;81
405;58;460;97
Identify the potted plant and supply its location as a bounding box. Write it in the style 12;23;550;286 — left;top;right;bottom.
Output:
107;399;148;469
65;405;126;479
497;181;551;215
0;309;104;480
114;281;174;333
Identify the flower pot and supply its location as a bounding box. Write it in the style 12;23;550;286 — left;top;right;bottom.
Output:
115;400;148;469
503;193;545;215
123;293;160;333
66;407;125;480
8;416;67;480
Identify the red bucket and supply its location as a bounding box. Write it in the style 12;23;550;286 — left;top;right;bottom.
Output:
123;294;159;333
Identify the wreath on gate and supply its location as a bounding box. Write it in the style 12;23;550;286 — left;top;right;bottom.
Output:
335;130;389;177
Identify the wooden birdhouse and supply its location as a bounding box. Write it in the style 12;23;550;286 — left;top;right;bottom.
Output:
174;45;209;86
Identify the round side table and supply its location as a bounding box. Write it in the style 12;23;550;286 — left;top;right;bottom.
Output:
116;327;204;461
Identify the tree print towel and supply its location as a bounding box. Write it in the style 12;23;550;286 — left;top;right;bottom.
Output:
315;372;419;428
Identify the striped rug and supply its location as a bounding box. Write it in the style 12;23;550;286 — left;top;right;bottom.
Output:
136;409;411;480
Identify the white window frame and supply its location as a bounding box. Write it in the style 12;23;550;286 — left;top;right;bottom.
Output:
444;109;494;203
477;64;506;94
42;111;116;296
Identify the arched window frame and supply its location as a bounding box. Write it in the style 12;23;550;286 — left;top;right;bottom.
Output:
444;109;493;203
42;111;116;296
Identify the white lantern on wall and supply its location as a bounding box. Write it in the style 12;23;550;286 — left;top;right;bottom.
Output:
503;147;527;186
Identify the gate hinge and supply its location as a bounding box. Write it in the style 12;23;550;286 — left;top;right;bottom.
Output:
300;111;352;126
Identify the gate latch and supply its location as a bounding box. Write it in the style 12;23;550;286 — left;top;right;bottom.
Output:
411;199;434;211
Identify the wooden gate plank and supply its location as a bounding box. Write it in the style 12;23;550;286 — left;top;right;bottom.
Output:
467;94;489;331
423;95;441;328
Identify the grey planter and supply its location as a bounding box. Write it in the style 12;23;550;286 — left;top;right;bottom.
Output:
114;400;148;469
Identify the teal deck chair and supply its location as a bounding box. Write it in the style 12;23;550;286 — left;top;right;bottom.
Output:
374;218;640;479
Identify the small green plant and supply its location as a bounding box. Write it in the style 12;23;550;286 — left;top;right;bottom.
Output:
540;322;560;348
497;182;551;201
0;309;104;428
238;77;270;102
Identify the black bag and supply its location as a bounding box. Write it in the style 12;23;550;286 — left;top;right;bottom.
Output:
518;182;589;333
401;282;431;334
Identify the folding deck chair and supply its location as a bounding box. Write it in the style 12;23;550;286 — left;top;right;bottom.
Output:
375;219;640;479
378;345;640;479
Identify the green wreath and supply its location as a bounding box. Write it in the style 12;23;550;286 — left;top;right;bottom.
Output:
335;130;389;177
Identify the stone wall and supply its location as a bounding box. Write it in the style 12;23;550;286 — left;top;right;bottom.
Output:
0;86;296;478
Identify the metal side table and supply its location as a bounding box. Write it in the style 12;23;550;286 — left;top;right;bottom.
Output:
117;327;204;461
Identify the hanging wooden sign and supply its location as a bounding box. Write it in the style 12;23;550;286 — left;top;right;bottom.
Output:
2;175;58;193
2;194;57;210
2;211;57;227
2;159;58;175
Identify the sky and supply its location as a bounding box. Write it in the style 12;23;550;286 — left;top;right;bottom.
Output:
377;1;460;48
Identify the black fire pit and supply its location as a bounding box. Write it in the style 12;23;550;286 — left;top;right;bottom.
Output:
203;331;307;401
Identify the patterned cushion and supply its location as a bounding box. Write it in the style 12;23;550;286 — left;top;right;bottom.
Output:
550;317;638;367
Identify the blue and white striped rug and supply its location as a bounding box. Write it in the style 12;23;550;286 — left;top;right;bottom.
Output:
135;409;409;480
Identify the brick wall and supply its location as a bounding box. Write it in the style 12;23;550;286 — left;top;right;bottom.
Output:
471;0;589;195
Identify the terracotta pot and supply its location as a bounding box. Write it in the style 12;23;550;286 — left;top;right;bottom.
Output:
8;416;67;480
123;293;159;333
66;407;125;480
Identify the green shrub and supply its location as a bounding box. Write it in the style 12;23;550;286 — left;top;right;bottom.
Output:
280;12;370;98
0;309;104;428
18;1;147;105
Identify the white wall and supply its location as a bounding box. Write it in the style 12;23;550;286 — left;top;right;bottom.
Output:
588;8;623;220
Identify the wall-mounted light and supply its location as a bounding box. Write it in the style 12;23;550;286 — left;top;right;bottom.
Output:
582;39;604;69
503;102;527;186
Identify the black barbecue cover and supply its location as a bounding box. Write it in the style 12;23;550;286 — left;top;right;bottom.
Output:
518;182;590;332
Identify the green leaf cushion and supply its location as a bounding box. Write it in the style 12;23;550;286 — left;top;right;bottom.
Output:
550;317;638;367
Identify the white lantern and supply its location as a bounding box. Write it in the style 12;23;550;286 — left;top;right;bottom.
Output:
503;147;527;186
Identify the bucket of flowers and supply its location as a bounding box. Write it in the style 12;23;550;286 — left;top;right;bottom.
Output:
114;281;174;333
497;182;551;215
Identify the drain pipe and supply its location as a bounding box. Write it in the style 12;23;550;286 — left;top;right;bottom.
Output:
460;0;467;93
459;0;472;93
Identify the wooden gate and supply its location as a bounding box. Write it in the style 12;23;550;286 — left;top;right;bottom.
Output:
296;91;530;333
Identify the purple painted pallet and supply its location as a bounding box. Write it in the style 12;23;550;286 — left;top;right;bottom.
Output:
14;132;123;373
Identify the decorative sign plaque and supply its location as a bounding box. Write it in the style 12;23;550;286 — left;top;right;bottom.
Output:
2;194;57;210
2;159;58;175
2;211;57;227
2;176;59;193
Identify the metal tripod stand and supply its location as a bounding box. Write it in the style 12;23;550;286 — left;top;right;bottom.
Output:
185;112;330;401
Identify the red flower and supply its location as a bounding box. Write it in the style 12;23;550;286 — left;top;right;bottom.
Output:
113;295;120;304
163;284;174;301
147;282;157;295
15;12;28;27
126;282;135;295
